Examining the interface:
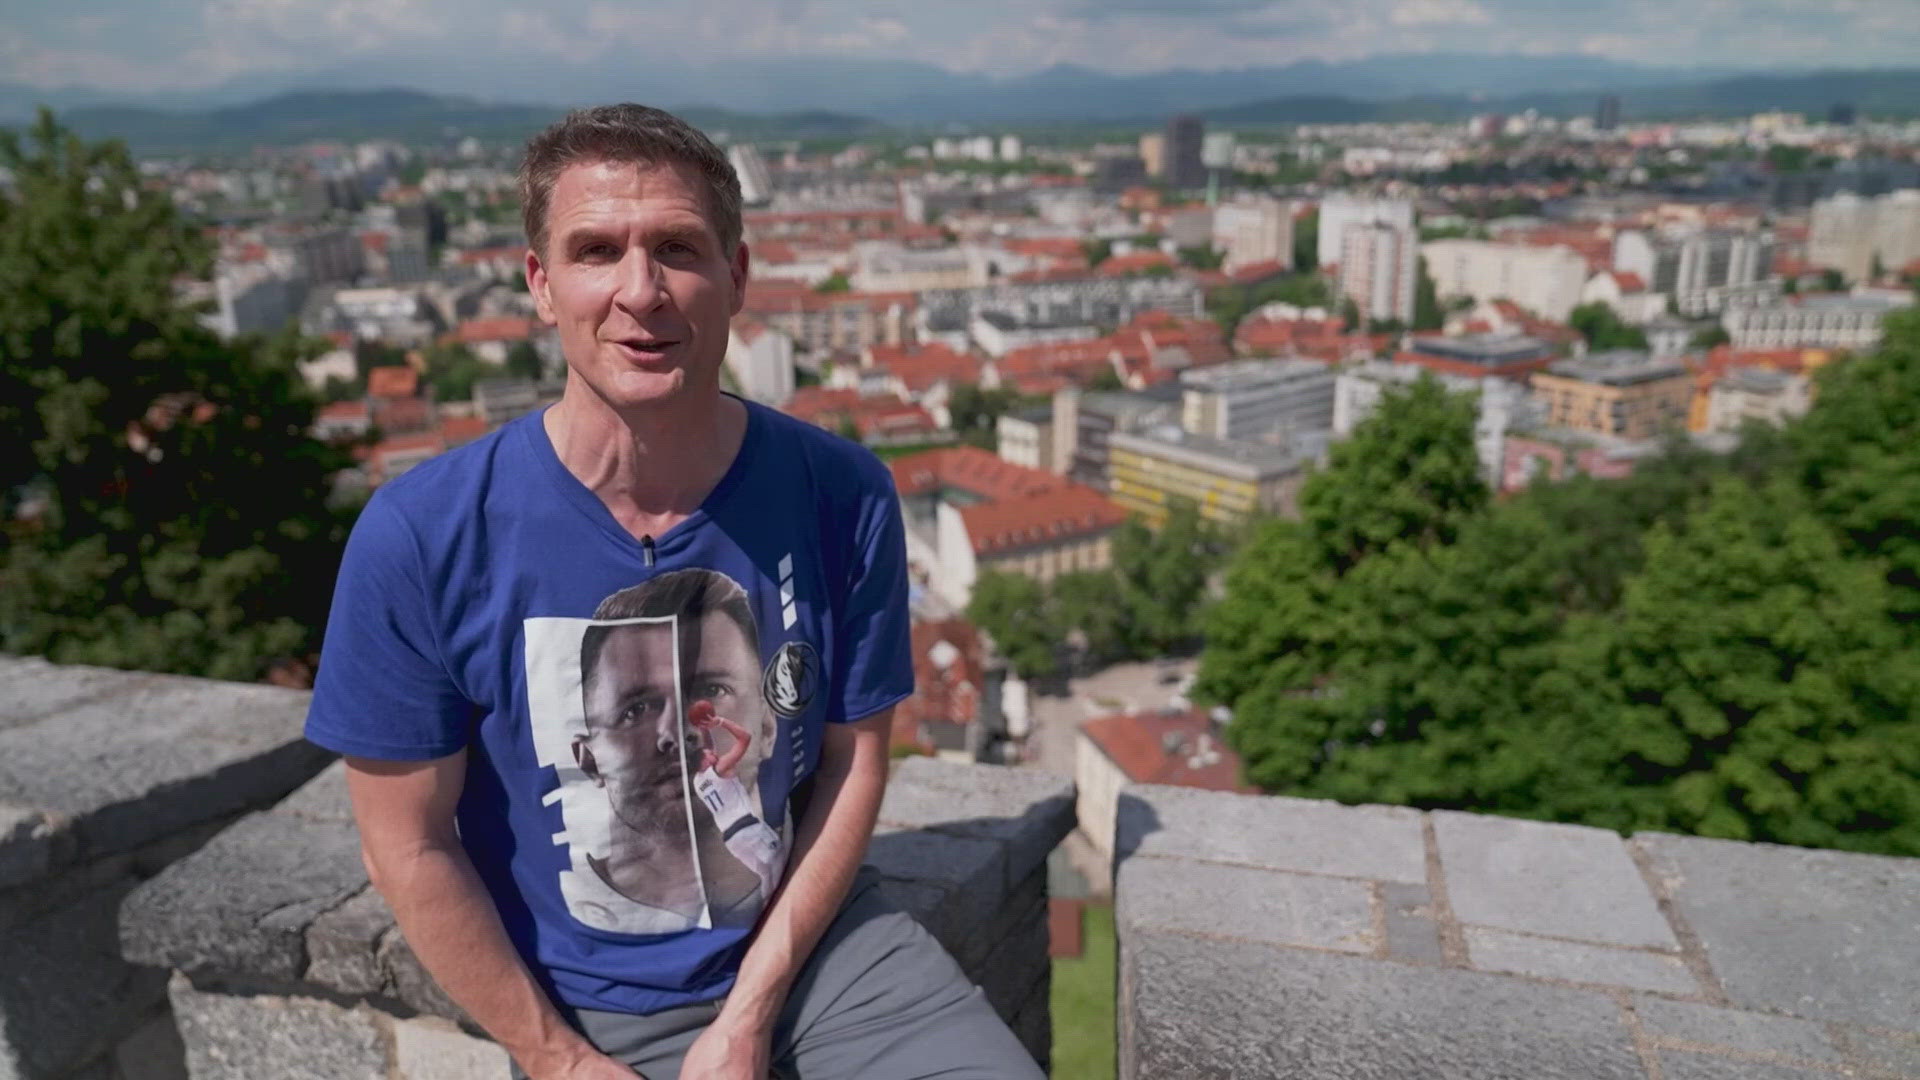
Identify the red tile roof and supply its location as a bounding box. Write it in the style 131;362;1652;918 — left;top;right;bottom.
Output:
894;617;987;735
439;415;490;446
889;445;1062;502
451;316;537;344
1080;708;1253;792
863;343;983;394
958;483;1127;556
1097;251;1177;278
366;365;418;399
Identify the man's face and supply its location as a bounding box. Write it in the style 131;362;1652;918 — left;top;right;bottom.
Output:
686;610;772;787
580;621;688;835
579;612;770;834
526;160;748;412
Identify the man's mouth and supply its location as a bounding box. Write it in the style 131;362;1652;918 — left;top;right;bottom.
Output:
613;337;680;360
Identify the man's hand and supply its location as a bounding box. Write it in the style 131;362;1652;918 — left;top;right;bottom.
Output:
678;1014;772;1080
536;1048;644;1080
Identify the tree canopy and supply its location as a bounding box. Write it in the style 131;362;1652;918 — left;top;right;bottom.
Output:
0;112;355;680
1198;331;1920;857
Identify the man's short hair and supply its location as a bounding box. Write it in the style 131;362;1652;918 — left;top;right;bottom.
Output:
519;103;743;259
580;569;759;700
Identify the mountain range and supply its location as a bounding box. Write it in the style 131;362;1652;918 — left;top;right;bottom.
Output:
8;55;1919;151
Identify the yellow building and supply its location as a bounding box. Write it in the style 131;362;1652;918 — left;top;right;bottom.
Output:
1106;426;1304;527
1530;351;1693;440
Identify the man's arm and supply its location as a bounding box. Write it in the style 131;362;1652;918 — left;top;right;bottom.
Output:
679;708;894;1078
345;753;639;1080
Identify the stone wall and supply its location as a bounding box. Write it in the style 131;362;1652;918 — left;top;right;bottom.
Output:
121;756;1075;1078
1114;784;1920;1080
0;657;332;1080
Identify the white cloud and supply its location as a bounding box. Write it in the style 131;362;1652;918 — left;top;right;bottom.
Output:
1389;0;1494;27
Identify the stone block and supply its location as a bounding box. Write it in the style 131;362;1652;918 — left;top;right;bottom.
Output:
1464;928;1695;994
1382;881;1445;965
1118;856;1375;955
167;977;387;1080
1631;997;1838;1063
1834;1028;1920;1077
1434;811;1675;949
271;762;352;823
867;827;1007;911
0;658;149;734
1637;832;1920;1031
1120;930;1647;1080
0;674;325;861
120;813;366;981
113;1013;188;1080
391;1016;509;1080
0;806;64;891
0;884;168;1080
304;887;394;996
1117;785;1427;885
1658;1049;1836;1080
879;761;1074;887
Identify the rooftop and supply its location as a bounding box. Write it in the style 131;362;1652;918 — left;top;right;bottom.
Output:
1181;357;1336;392
957;483;1129;556
1405;333;1557;366
1109;423;1306;480
1546;350;1689;387
890;444;1062;503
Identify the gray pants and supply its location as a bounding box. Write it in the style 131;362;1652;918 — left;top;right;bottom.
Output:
514;868;1045;1080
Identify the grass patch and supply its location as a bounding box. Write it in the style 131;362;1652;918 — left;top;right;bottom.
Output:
1050;900;1116;1079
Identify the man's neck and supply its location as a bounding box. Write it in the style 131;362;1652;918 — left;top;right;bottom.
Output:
543;378;748;541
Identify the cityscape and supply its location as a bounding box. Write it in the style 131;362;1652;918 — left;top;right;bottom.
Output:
3;3;1920;1078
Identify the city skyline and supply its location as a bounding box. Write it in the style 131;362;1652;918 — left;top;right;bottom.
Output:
2;0;1917;102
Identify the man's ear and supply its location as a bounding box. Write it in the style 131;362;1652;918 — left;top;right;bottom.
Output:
728;242;750;318
527;247;556;324
572;735;602;784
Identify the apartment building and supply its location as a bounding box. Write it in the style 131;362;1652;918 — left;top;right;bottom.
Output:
1179;359;1336;443
1318;195;1416;270
1339;222;1418;324
1530;351;1693;439
1722;292;1912;351
1809;190;1920;284
1106;425;1305;527
1421;239;1589;322
1611;228;1777;317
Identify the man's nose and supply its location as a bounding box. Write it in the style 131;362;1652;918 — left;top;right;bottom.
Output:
655;704;680;755
615;248;668;312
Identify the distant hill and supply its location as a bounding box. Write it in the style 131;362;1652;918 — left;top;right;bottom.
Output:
57;89;881;152
1207;67;1920;126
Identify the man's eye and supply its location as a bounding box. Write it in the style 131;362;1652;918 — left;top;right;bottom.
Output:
660;240;697;257
695;681;730;701
616;697;662;726
578;242;616;260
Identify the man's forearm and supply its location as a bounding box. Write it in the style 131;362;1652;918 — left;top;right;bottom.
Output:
716;714;890;1031
371;839;598;1074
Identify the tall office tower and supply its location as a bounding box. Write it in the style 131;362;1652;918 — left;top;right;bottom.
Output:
1316;194;1416;270
1828;102;1857;126
727;144;773;206
1164;115;1206;191
1595;95;1622;132
1338;222;1417;324
1138;133;1166;179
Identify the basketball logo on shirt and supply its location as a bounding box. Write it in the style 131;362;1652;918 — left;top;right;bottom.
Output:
763;640;819;719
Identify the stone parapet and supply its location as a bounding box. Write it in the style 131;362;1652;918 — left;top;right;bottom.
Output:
0;656;331;1080
121;756;1076;1078
1115;785;1920;1080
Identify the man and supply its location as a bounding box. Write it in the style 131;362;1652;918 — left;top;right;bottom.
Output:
305;103;1042;1080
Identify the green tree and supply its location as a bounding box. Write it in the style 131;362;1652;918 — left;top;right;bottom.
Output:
0;112;355;679
1412;257;1443;332
1569;302;1651;352
1051;569;1132;669
1791;307;1920;629
1295;373;1488;574
1292;208;1317;272
1081;238;1113;269
1110;502;1217;655
1537;478;1920;855
814;272;851;294
1177;246;1223;271
505;339;545;382
1689;325;1731;352
422;342;488;403
965;571;1060;680
946;383;1036;450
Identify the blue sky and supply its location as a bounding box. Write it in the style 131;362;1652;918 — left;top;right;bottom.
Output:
2;0;1915;93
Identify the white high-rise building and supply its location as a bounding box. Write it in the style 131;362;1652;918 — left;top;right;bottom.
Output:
1339;223;1417;324
998;135;1023;162
1212;197;1295;272
1612;228;1776;316
1422;239;1589;322
727;145;773;206
1809;190;1920;284
725;322;796;405
1317;194;1416;270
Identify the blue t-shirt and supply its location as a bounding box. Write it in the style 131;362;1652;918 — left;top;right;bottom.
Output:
305;400;914;1016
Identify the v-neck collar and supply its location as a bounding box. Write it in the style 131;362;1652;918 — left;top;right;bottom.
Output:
522;396;761;560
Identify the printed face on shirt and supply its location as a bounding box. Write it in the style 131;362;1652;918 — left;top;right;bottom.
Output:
685;609;773;790
579;620;698;839
525;160;747;413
